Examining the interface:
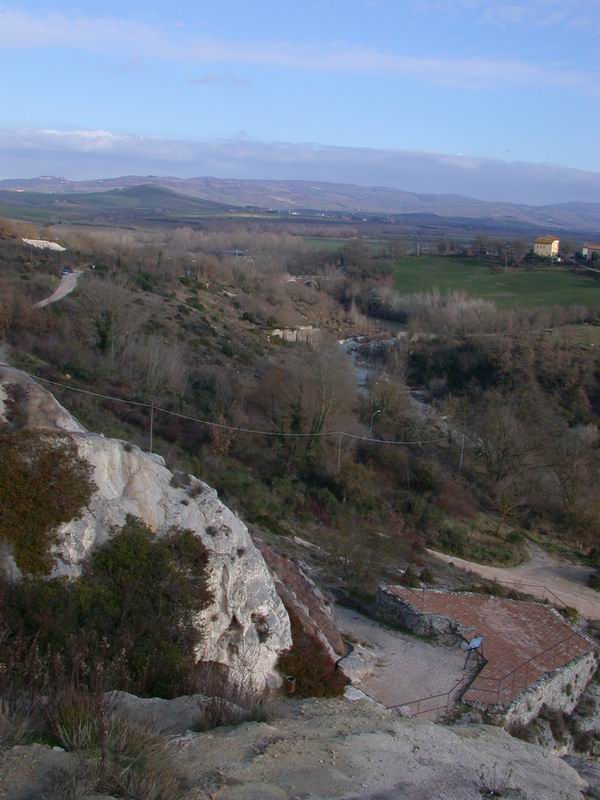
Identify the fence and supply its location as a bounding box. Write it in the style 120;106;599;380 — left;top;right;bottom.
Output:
385;585;592;720
466;629;589;707
388;673;474;722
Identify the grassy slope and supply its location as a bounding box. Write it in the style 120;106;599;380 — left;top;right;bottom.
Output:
392;256;600;308
0;185;235;223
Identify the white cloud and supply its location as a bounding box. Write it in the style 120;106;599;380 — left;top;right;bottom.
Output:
0;7;597;93
412;0;600;32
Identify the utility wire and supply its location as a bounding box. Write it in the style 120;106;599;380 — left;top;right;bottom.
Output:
31;373;450;446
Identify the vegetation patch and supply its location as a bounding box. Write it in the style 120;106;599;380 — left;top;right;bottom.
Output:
0;517;213;698
277;607;348;698
0;430;95;574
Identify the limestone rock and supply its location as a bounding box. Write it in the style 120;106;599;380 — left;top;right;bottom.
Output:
108;691;247;735
0;367;291;687
170;698;588;800
563;756;600;799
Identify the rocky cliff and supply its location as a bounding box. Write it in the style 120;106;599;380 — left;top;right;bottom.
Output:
0;366;291;687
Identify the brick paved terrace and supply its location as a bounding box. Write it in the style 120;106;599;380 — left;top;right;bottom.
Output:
388;587;593;707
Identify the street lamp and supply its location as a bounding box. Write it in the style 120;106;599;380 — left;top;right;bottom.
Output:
370;409;381;433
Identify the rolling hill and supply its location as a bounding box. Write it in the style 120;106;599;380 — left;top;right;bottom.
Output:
0;184;237;223
1;177;599;235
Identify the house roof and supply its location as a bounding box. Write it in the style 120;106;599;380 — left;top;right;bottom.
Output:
583;243;600;250
535;236;559;244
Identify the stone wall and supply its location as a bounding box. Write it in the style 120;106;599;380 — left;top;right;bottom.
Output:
504;650;599;729
375;586;461;639
270;326;320;344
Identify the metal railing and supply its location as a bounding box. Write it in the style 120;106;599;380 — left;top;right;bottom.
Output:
388;672;473;721
385;582;593;719
389;627;592;720
468;629;588;707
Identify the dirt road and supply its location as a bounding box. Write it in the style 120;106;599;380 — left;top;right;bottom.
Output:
429;545;600;620
34;271;82;308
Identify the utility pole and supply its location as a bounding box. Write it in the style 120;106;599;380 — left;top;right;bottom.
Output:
337;432;343;473
370;409;381;434
459;432;466;471
149;402;154;453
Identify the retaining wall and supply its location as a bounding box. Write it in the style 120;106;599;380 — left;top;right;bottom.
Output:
375;586;462;639
504;650;598;728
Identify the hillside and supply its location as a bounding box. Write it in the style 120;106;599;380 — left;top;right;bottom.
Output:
0;184;237;223
3;175;600;232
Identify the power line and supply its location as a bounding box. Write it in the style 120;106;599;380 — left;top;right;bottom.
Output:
31;373;450;447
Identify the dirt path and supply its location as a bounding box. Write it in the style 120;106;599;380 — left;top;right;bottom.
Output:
429;545;600;620
34;271;82;308
335;605;466;710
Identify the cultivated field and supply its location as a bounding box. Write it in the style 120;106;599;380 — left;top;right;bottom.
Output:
392;256;600;308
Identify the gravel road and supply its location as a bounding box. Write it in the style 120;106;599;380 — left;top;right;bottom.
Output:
429;545;600;620
34;271;82;308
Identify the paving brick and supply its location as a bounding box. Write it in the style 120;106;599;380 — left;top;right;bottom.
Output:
388;587;592;707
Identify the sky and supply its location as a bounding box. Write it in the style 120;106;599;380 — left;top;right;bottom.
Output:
1;0;600;203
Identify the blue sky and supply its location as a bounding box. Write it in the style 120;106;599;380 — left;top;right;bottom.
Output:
1;1;600;200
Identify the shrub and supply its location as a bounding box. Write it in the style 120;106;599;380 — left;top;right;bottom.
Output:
438;523;466;557
562;606;579;623
589;571;600;592
277;608;347;698
410;461;438;493
400;565;420;588
0;517;213;698
44;694;181;800
0;699;34;747
541;707;569;743
419;568;434;584
0;429;95;574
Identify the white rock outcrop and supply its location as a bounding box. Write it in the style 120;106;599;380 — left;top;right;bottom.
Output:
0;366;291;687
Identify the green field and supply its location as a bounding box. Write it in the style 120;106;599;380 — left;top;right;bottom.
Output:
392;257;600;308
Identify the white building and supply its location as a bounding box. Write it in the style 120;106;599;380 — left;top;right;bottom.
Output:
582;243;600;260
533;236;560;258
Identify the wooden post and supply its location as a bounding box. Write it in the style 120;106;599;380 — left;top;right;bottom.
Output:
337;432;342;473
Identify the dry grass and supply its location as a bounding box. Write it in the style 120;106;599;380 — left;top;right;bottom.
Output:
0;699;34;747
43;688;182;800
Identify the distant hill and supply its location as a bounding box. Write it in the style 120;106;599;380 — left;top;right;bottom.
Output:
0;184;236;223
1;176;600;233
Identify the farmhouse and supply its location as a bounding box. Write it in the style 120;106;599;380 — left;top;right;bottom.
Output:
533;236;560;258
582;242;600;260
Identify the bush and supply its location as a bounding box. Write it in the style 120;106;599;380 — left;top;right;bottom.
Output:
0;429;95;574
562;606;579;623
0;517;213;698
400;565;420;588
589;571;600;592
277;608;347;698
44;692;181;800
438;523;466;556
